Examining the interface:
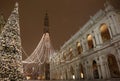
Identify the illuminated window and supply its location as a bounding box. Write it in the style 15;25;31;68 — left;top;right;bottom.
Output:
69;48;73;60
100;24;111;42
63;53;66;61
93;60;99;79
87;34;94;49
76;42;83;54
26;76;31;80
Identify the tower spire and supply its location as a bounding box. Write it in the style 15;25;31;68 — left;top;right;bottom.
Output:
44;12;49;33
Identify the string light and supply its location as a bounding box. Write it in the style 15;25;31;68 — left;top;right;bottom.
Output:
23;33;55;64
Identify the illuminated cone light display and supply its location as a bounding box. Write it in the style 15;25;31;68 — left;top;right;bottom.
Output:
0;2;23;81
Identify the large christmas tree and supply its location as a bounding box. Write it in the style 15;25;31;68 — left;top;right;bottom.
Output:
0;2;23;81
0;13;6;33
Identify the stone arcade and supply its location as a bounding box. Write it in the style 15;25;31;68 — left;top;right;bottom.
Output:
50;1;120;80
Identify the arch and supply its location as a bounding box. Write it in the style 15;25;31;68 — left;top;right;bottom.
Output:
107;54;120;78
76;42;83;54
79;64;84;79
70;66;75;79
92;60;99;79
100;23;111;42
87;34;94;49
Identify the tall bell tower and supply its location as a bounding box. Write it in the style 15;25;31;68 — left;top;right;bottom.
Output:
43;12;50;80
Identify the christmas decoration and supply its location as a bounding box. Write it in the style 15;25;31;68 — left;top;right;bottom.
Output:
0;2;24;81
23;13;55;80
0;13;6;33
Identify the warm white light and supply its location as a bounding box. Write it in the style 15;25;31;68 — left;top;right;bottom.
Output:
72;75;75;79
26;76;31;80
32;67;34;71
87;34;92;40
61;76;63;79
77;42;80;47
70;48;72;51
100;24;108;32
23;33;55;64
37;76;41;80
81;72;84;78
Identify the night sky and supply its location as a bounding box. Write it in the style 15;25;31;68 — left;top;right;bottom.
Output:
0;0;120;59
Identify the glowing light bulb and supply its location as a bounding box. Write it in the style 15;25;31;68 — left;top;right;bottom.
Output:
26;76;31;80
72;75;75;79
81;72;84;78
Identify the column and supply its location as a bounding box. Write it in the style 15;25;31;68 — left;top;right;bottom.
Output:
115;54;120;75
98;32;103;44
82;63;87;80
100;62;107;79
85;40;89;51
67;68;71;80
94;30;102;46
116;48;120;71
97;64;102;79
94;32;99;45
87;65;90;79
110;14;120;35
81;40;86;52
99;56;108;79
109;16;117;37
108;25;113;39
74;67;78;80
72;47;77;57
90;65;94;79
78;65;81;79
104;62;111;79
93;35;96;48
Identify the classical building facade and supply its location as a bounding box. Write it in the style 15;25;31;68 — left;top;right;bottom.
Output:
50;1;120;80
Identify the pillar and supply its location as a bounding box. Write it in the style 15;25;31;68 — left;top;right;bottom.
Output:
94;30;103;46
104;62;111;79
110;14;120;35
90;65;94;79
98;32;103;44
100;62;107;79
91;32;96;48
97;64;102;79
99;56;108;79
67;68;71;80
81;39;86;52
116;48;120;71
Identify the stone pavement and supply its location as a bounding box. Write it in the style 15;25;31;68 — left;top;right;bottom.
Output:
24;78;120;81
